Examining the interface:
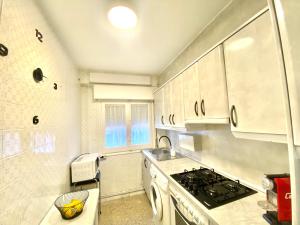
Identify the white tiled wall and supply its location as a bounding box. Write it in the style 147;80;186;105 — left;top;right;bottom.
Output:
0;0;80;224
80;84;144;197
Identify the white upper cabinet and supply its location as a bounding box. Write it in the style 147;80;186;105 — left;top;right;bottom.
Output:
154;88;164;128
183;64;200;122
198;45;229;123
163;82;172;126
154;74;185;129
223;11;287;140
170;74;184;127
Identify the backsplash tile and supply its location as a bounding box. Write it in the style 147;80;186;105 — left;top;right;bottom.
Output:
169;125;289;189
2;130;24;158
0;0;80;224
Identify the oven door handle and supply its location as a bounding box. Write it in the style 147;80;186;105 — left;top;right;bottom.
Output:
171;196;197;225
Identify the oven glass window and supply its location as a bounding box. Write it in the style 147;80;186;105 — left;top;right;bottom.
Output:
175;211;189;225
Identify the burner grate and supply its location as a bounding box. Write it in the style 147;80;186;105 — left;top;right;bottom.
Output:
171;167;257;209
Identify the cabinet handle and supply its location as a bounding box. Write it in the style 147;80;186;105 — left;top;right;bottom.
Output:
161;115;164;125
194;101;199;116
172;114;175;125
230;105;238;127
144;158;147;168
200;99;205;116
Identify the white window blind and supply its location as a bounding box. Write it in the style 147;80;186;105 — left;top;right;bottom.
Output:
102;102;153;152
104;104;126;148
131;104;150;145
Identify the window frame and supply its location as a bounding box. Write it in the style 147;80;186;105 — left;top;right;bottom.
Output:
100;101;155;154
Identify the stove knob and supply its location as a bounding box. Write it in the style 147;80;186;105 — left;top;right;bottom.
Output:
174;193;179;200
194;216;200;224
182;201;187;209
188;207;194;216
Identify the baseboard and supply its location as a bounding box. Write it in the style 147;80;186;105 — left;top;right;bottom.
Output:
101;189;145;202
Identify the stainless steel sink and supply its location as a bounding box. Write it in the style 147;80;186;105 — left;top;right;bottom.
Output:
144;148;185;161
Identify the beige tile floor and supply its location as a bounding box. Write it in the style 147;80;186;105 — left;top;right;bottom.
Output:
99;194;155;225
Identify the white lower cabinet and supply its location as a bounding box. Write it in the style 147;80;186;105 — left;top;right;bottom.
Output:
223;11;287;142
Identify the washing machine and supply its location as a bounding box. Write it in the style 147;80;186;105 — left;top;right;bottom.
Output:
149;164;170;225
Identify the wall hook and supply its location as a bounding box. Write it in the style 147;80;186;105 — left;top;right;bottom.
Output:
33;68;47;83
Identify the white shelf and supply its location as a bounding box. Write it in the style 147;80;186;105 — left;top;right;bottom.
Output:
40;189;99;225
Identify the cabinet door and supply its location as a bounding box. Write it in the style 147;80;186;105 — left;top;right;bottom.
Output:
198;45;229;120
224;11;286;134
171;74;184;127
274;0;300;146
154;89;164;127
163;82;172;126
183;65;200;121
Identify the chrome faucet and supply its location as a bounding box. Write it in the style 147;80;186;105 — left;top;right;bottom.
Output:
158;135;172;148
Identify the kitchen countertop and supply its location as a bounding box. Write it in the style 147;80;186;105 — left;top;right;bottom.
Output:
40;189;99;225
143;150;268;225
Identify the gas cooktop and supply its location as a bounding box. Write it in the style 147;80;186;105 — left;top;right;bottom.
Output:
171;167;257;209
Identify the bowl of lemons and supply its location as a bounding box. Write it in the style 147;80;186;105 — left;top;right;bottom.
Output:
54;190;89;220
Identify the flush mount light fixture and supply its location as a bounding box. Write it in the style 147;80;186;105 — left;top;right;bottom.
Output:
107;5;137;29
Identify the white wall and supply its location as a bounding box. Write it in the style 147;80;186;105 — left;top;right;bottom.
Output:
80;85;145;197
159;0;268;84
169;125;289;189
159;0;290;189
0;0;81;224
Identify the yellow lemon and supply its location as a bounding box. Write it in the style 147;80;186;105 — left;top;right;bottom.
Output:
62;207;76;218
71;199;84;212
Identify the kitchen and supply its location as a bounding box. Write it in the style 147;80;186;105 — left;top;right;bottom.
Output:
0;0;299;225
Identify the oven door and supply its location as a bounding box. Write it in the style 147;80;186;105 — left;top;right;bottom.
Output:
170;195;197;225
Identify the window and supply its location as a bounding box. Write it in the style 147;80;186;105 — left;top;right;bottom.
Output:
105;104;127;148
131;104;150;145
102;102;153;152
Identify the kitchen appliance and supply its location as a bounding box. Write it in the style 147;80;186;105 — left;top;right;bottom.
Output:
169;183;211;225
149;164;171;225
142;155;152;200
170;167;256;209
71;153;100;183
262;174;291;225
71;153;102;215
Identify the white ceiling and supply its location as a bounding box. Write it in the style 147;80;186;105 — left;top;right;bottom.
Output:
35;0;231;75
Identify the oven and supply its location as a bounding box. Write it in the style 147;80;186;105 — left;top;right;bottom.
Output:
169;186;210;225
170;195;196;225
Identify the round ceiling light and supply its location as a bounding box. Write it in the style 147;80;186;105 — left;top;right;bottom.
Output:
107;6;137;29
